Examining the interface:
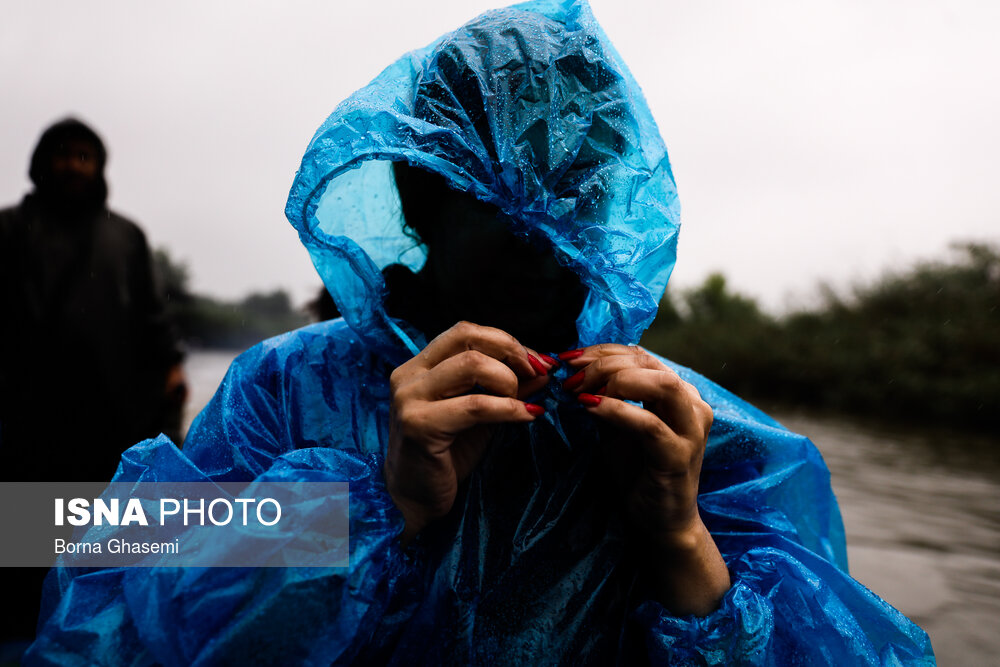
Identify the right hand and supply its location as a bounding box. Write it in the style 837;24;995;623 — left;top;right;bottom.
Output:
385;321;553;544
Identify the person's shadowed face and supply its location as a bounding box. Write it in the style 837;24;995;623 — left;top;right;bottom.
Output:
49;138;101;201
29;119;109;215
390;163;587;351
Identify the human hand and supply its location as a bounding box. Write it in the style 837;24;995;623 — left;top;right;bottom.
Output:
385;322;555;545
559;344;730;615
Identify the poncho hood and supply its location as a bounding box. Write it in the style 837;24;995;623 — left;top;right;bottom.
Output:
285;0;679;361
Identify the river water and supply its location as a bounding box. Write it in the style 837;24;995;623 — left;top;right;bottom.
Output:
183;350;1000;665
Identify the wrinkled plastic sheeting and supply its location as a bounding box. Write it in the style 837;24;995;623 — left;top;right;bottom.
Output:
27;322;934;665
26;0;935;662
285;0;680;361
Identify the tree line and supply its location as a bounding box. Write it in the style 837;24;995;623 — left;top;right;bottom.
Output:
156;242;998;431
154;249;308;350
641;242;999;432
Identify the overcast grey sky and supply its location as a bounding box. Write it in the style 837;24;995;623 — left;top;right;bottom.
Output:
3;0;998;311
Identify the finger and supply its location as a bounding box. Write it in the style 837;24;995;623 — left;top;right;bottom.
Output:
558;343;647;367
536;352;561;369
524;346;559;374
562;353;665;394
417;321;540;379
408;349;520;400
517;345;557;397
412;394;543;436
391;321;539;393
517;373;553;400
579;395;695;473
601;368;712;440
511;345;554;397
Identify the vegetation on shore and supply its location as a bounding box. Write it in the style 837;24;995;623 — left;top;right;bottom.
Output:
154;249;308;350
641;243;999;432
156;242;998;431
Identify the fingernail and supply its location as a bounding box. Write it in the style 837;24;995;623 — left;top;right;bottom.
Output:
527;355;547;375
539;354;559;367
562;370;585;391
578;393;602;407
524;402;545;416
558;349;584;361
596;385;608;396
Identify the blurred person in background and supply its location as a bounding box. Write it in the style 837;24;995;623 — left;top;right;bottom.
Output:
0;118;187;651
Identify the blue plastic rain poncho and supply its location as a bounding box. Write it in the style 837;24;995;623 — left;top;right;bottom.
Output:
27;0;934;664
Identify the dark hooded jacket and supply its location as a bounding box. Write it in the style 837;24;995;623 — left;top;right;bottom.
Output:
0;118;182;482
26;3;933;665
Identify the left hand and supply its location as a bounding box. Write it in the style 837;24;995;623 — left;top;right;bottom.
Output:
560;344;730;615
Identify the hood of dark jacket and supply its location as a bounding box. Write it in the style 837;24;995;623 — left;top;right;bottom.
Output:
29;117;109;215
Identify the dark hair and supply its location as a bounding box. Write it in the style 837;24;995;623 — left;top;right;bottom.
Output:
387;159;586;349
29;117;108;187
392;161;452;245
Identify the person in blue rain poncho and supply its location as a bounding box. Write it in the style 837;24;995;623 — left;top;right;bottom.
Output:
27;1;935;664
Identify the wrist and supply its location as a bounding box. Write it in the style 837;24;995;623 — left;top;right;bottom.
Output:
641;519;731;617
648;517;709;558
384;464;426;547
396;504;428;548
388;494;427;547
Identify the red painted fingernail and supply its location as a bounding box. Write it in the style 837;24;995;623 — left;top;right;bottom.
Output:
562;370;585;391
596;385;608;396
578;393;602;407
539;354;559;367
524;402;545;416
527;355;547;375
558;349;584;361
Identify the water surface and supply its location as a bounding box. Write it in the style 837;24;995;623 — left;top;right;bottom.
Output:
770;407;1000;666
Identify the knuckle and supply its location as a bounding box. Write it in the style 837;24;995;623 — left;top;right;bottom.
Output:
592;355;622;376
464;393;491;418
658;371;682;393
699;399;714;431
395;404;422;436
593;342;619;358
390;382;412;412
452;320;479;339
486;327;523;356
689;431;707;456
498;372;520;397
458;349;490;373
640;354;663;370
650;415;673;442
395;401;416;425
389;365;407;392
